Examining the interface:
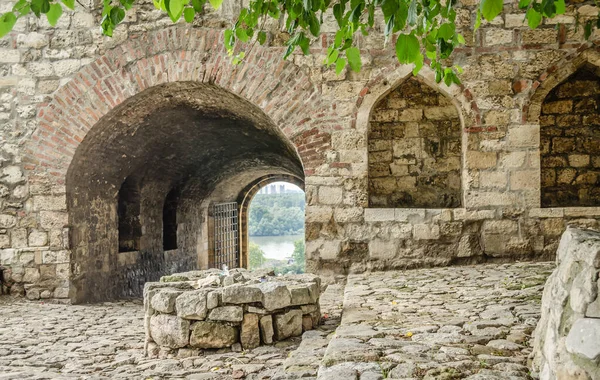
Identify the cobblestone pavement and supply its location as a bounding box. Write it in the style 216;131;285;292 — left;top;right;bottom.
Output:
317;262;555;380
0;262;554;380
0;284;344;380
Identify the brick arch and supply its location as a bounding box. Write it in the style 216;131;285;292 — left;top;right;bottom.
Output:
525;47;600;123
354;64;480;133
23;26;325;184
237;174;305;268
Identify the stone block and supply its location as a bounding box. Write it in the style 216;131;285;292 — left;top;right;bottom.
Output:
542;100;572;114
39;212;68;229
466;151;497;169
482;220;518;235
369;239;398;260
289;285;312;306
254;282;292;311
190;321;238;349
176;290;208;320
333;207;363;223
28;230;48;247
569;154;590;168
424;106;457;120
507;124;539;148
485;28;513;45
222;284;262;304
151;290;182;314
565;318;600;361
364;208;394;222
259;315;274;344
305;206;333;223
510;170;539;190
240;313;260;350
149;314;190;349
208;306;243;322
319;186;343;205
273;309;303;340
413;224;440;240
32;195;67;211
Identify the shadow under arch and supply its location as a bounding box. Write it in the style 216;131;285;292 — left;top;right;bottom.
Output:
66;81;304;303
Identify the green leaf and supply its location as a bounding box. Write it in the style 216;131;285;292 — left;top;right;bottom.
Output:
308;13;320;36
412;52;423;75
437;23;455;40
381;0;398;19
224;29;234;50
119;0;134;10
183;7;194;21
208;0;223;10
526;7;541;29
110;6;125;24
480;0;503;21
555;0;565;15
326;47;339;65
457;33;465;44
518;0;531;9
0;12;17;38
31;0;50;16
333;3;343;26
407;0;417;26
346;46;361;72
395;33;420;64
474;9;482;31
166;0;184;22
46;3;63;26
59;0;75;8
257;30;267;44
236;27;249;42
298;34;310;54
13;0;30;15
192;0;205;12
335;57;346;75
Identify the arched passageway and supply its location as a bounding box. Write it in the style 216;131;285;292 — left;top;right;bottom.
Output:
66;82;304;303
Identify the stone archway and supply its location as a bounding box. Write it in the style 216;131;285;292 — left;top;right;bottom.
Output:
22;27;324;303
237;174;305;269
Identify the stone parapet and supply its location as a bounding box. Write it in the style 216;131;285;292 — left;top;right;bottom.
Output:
532;227;600;380
143;268;321;357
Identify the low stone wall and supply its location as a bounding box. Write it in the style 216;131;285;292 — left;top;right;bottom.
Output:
143;268;321;357
532;227;600;379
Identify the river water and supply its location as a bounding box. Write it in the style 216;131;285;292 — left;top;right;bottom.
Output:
249;234;303;260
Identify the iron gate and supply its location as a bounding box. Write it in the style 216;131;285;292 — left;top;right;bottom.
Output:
212;202;239;269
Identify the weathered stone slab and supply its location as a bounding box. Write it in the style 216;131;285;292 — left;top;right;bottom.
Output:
566;318;600;361
273;309;302;340
176;290;208;320
151;290;181;313
260;315;274;344
222;283;262;304
149;314;189;348
189;321;238;349
240;313;260;350
208;306;243;322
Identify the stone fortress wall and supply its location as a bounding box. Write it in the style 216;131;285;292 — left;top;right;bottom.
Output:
1;0;600;302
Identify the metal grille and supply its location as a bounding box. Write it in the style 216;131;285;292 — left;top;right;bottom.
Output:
213;202;239;269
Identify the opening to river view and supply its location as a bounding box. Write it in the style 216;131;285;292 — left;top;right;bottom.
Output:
248;182;305;274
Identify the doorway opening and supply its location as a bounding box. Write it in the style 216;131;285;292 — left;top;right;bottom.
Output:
247;181;305;274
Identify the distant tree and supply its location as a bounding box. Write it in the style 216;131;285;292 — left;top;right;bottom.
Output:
275;239;305;274
249;242;266;270
291;239;305;272
249;193;305;236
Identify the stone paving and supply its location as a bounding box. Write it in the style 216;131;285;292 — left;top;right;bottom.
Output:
0;262;554;380
318;262;555;380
